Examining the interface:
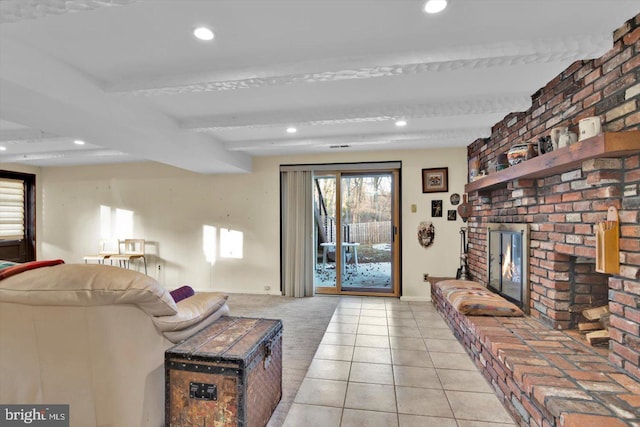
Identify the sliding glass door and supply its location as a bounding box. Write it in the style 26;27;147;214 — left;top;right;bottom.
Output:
313;169;399;296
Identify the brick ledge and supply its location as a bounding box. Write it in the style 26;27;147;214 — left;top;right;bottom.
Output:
431;281;640;427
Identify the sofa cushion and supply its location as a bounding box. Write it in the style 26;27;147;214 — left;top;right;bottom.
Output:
0;264;177;316
152;292;228;332
448;289;524;317
435;279;486;291
435;280;486;299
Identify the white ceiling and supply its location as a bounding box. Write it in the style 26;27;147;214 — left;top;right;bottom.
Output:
0;0;638;173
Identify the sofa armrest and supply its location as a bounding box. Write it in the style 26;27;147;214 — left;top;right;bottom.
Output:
152;292;228;332
162;304;230;343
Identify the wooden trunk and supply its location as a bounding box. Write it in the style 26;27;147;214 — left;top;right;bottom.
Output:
165;317;283;427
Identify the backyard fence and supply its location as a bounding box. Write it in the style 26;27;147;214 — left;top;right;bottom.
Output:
348;221;391;245
318;216;392;245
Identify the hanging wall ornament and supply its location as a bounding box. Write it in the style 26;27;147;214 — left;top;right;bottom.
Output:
417;221;435;248
457;194;471;223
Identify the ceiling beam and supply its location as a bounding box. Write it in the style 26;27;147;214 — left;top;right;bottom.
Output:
0;128;59;141
0;148;132;163
181;95;532;131
0;0;137;24
0;37;251;174
108;33;611;96
224;128;490;152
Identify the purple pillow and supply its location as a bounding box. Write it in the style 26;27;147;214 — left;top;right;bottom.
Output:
170;285;195;303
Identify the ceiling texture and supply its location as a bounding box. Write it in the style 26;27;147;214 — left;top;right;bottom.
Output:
0;0;638;174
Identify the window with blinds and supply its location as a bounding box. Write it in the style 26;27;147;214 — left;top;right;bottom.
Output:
0;178;25;240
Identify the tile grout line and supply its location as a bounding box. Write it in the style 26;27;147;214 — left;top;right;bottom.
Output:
284;296;517;426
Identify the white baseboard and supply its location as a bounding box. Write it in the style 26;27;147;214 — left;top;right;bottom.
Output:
400;296;431;302
193;288;282;296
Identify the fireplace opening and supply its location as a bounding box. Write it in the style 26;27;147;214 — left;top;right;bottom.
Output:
567;256;609;326
487;223;529;313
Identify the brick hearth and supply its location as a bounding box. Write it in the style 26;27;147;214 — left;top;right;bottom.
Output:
465;12;640;381
432;282;640;427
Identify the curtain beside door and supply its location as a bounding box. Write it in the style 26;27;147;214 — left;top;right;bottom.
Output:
281;170;314;297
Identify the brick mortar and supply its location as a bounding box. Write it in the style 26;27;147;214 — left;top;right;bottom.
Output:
432;281;640;427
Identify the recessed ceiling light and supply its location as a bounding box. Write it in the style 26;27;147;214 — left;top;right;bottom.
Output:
395;119;408;127
0;146;6;151
286;127;297;134
193;26;215;41
74;139;85;145
423;0;448;14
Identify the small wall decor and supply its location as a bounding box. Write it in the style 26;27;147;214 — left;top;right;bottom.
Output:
422;167;448;193
447;210;457;221
450;193;460;205
418;221;435;248
457;194;471;222
431;200;443;217
595;206;619;274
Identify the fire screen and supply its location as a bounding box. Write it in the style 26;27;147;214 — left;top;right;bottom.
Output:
487;223;529;312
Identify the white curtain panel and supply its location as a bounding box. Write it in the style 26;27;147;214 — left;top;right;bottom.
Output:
281;170;314;297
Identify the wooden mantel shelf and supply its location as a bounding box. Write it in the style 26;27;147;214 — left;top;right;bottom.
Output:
465;130;640;194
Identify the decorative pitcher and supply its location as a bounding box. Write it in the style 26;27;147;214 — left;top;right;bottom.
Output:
549;126;569;150
578;116;602;141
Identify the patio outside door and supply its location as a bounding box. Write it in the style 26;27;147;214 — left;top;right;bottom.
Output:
313;170;399;296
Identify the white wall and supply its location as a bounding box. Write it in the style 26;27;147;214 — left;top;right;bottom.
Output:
2;146;466;300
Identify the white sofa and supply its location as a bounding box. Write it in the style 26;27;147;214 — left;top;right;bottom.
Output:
0;263;229;427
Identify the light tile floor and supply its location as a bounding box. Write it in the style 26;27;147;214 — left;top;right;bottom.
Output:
283;296;517;427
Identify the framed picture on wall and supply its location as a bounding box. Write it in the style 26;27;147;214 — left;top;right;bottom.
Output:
431;200;443;217
422;167;448;193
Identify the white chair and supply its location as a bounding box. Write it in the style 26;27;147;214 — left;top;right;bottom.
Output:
110;239;147;274
83;240;118;265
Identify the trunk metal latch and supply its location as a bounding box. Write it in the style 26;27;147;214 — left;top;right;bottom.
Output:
189;382;217;401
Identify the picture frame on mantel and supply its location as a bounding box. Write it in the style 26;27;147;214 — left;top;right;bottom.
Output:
422;167;448;193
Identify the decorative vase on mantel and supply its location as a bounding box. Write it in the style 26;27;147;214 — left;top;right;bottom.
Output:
507;143;538;166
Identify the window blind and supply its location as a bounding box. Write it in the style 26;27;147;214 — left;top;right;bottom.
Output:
0;178;25;240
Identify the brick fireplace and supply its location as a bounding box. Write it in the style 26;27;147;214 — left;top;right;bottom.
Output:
464;12;640;382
